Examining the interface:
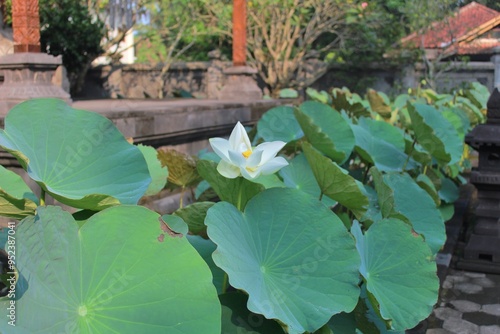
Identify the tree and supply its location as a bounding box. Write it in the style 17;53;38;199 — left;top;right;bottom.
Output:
86;0;151;63
134;0;222;98
241;0;359;95
397;0;470;90
40;0;105;95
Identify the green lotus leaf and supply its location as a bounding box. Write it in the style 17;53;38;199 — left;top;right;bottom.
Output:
441;110;466;140
220;292;285;334
362;185;382;224
257;106;303;142
157;148;201;187
279;153;336;207
464;82;489;109
393;94;411;111
0;165;37;203
159;213;188;236
352;220;439;331
331;88;370;118
455;96;485;126
173;201;214;236
351;117;417;172
353;285;405;334
407;103;463;165
0;205;220;333
371;169;445;254
306;87;331;104
370;167;399;219
326;312;357;334
197;160;264;210
438;177;459;203
251;174;286;189
0;165;37;219
416;174;440;206
366;89;391;118
279;88;299;99
137;144;168;196
439;203;455;222
295;101;355;164
205;188;361;334
187;235;226;294
0;99;151;210
303;142;369;220
404;136;432;166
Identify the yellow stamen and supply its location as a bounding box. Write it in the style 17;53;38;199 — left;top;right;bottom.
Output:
242;149;252;158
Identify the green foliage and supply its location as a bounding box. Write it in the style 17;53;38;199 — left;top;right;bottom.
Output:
206;188;360;334
40;0;105;95
0;82;485;333
0;205;220;333
0;99;150;210
352;219;439;331
0;98;225;333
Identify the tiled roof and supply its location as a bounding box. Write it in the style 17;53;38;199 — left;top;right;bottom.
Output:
401;1;500;52
453;38;500;55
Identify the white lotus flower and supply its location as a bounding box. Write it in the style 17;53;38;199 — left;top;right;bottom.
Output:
209;122;288;180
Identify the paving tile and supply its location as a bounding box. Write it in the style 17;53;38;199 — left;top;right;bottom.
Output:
482;304;500;317
463;312;500;327
446;275;469;284
451;300;481;313
454;283;484;294
426;329;453;334
480;325;500;334
472;277;496;288
464;272;486;279
434;307;462;321
443;318;479;334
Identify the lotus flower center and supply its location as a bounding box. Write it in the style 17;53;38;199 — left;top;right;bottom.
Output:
242;149;252;159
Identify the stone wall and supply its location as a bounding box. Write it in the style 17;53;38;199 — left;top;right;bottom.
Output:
81;58;498;100
81;60;233;99
314;61;496;95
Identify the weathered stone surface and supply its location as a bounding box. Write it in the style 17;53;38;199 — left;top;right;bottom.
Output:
443;318;479;334
480;325;500;334
482;304;500;317
473;277;496;288
451;300;482;313
446;275;468;284
464;272;487;279
455;283;484;294
426;329;454;334
218;66;262;100
434;307;462;321
52;65;70;93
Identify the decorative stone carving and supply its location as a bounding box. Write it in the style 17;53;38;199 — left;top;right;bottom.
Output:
458;88;500;273
0;53;71;114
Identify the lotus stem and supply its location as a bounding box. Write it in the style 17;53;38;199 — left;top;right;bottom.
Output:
40;188;46;206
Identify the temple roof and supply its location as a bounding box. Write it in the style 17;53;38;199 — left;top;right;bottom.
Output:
401;2;500;56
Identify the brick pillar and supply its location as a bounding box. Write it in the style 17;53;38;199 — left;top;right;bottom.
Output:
12;0;41;53
218;0;262;100
233;0;246;67
0;0;71;113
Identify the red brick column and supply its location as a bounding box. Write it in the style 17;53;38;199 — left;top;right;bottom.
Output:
232;0;246;66
12;0;41;53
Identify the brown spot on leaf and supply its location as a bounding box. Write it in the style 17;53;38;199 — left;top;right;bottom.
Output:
157;234;165;242
158;217;183;238
411;229;420;237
